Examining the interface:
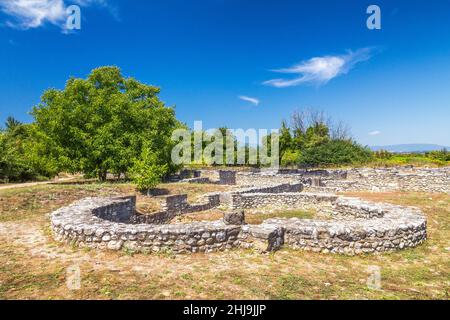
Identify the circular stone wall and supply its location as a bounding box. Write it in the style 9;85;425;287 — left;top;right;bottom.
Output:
260;196;427;254
51;197;243;254
50;191;427;255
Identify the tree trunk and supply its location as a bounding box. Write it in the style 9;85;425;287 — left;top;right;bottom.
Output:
99;171;107;182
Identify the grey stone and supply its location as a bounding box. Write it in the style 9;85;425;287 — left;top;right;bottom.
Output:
223;211;246;225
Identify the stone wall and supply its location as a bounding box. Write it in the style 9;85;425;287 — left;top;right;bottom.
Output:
177;170;237;185
239;224;285;252
305;168;450;194
133;193;221;225
230;192;337;211
265;198;427;255
218;170;237;185
342;167;450;193
236;182;304;194
278;169;348;179
238;167;449;194
182;177;212;184
165;169;202;182
236;169;348;186
51;190;427;255
237;171;301;186
51;165;441;256
51;197;244;254
92;196;136;223
219;182;303;208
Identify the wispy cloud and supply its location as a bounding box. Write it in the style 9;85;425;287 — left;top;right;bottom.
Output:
0;0;115;30
263;48;376;88
239;95;260;106
369;130;382;136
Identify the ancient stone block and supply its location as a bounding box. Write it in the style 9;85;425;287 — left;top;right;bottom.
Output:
224;211;246;225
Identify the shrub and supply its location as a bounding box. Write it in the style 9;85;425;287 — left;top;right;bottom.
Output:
427;149;450;162
281;150;301;167
298;139;372;167
129;147;168;194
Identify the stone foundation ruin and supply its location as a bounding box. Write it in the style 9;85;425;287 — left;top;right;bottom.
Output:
167;169;238;185
237;167;449;194
49;166;443;255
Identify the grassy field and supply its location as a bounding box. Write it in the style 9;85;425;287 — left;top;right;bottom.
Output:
0;183;448;300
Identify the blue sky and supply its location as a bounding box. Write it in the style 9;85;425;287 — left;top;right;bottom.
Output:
1;0;449;146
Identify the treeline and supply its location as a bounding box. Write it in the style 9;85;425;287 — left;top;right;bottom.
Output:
372;149;450;167
184;128;271;167
2;66;447;188
182;111;373;168
427;149;450;162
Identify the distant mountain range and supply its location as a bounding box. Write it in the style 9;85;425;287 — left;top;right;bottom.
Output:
370;144;449;153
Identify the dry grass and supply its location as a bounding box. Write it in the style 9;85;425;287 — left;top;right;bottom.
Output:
175;209;316;225
0;184;448;300
136;183;233;214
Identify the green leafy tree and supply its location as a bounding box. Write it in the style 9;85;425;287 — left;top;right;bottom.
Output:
32;66;181;181
279;120;292;161
304;123;330;148
0;120;57;182
0;131;21;181
5;116;23;134
129;144;168;194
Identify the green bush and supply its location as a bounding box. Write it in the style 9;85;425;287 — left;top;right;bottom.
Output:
281;150;301;167
298;139;372;167
129;146;168;194
427;149;450;162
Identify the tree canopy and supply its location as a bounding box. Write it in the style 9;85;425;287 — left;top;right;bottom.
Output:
32;66;182;182
0;117;57;182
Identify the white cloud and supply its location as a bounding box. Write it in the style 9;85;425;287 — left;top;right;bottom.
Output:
239;95;260;106
0;0;113;30
263;48;375;88
369;130;381;136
